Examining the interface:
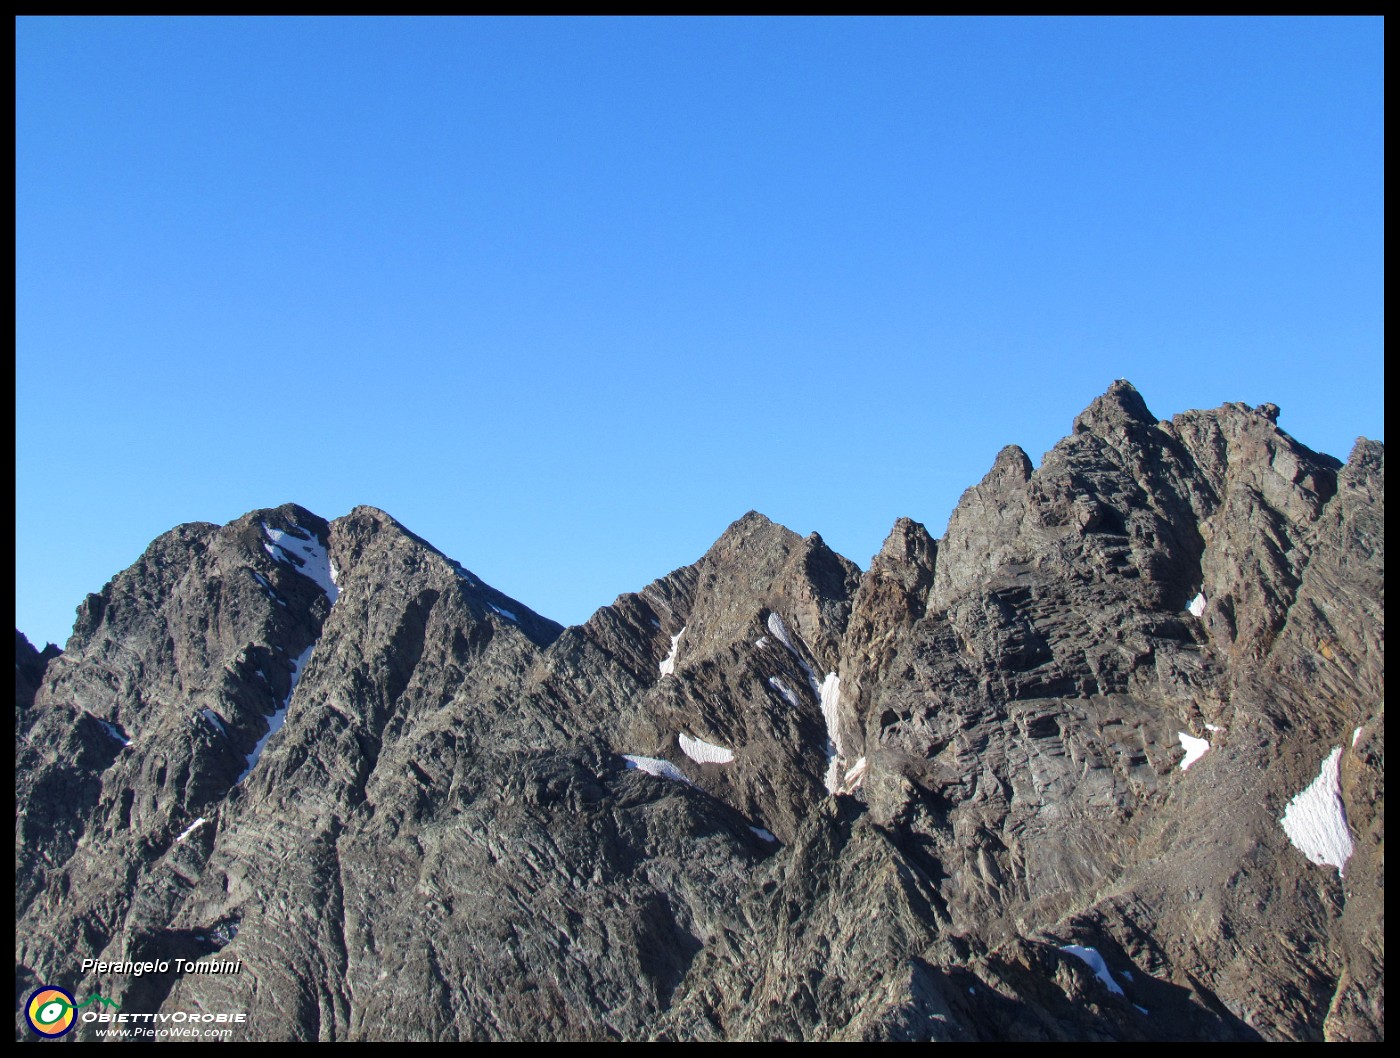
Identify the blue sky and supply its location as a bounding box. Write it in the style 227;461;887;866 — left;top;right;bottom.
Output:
16;17;1383;648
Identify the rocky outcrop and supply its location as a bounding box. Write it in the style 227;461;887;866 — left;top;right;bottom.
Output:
14;384;1383;1041
14;629;60;726
832;385;1382;1041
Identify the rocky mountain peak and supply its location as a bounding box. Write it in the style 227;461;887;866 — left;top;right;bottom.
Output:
678;509;858;669
987;443;1035;486
874;515;938;571
1071;377;1157;435
1345;436;1385;482
14;384;1383;1042
706;508;796;555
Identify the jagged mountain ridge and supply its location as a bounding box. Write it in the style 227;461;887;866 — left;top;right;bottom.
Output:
14;382;1383;1041
14;630;60;722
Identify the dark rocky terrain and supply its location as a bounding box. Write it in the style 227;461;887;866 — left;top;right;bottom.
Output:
14;631;60;723
15;382;1383;1042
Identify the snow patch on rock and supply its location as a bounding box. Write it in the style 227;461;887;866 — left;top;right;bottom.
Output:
93;716;131;747
659;627;685;677
1060;945;1124;996
1279;746;1353;875
238;643;314;783
766;611;796;652
176;817;207;843
678;732;734;764
768;676;801;709
820;672;846;793
842;756;868;791
261;521;338;603
1177;731;1210;770
767;612;820;695
621;754;692;785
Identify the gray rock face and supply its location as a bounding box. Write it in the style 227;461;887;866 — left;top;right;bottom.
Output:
14;384;1383;1042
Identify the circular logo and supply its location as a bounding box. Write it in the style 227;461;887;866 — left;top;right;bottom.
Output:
26;986;77;1037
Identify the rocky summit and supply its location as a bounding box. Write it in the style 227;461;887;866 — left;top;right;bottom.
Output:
14;382;1383;1042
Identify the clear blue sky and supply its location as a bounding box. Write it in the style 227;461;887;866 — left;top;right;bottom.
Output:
16;17;1384;649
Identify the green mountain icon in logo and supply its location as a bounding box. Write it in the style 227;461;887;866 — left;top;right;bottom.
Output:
73;995;120;1010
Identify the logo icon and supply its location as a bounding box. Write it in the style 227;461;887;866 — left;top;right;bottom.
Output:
25;986;77;1037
